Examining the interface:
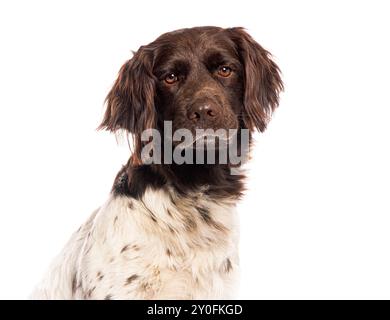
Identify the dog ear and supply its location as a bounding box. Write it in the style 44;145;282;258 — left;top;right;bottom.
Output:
99;46;156;134
228;27;283;132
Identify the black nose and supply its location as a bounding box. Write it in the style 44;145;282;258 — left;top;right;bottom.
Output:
187;103;219;122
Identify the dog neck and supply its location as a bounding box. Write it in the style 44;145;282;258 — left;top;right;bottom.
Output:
111;157;245;201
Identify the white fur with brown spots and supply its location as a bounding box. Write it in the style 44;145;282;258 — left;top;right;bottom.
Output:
31;187;239;299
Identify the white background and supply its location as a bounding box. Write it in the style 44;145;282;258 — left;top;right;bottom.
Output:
0;0;389;299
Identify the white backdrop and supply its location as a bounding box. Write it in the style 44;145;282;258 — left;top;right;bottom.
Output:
0;0;389;299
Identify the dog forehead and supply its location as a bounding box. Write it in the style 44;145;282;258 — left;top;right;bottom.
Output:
156;28;233;51
154;26;223;43
150;31;237;67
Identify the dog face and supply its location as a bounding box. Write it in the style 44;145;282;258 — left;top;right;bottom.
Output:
100;27;282;158
152;28;243;134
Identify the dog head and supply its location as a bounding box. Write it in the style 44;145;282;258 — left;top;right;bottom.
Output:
100;27;283;163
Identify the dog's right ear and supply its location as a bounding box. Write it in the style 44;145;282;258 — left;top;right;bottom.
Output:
227;27;283;132
99;47;156;134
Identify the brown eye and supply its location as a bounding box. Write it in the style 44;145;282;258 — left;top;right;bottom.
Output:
164;73;178;84
217;66;232;77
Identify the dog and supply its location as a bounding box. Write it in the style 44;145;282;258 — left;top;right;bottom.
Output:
31;26;282;299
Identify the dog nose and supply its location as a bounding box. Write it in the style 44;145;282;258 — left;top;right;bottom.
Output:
187;104;218;122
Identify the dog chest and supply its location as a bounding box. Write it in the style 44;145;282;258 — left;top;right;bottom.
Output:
75;189;239;299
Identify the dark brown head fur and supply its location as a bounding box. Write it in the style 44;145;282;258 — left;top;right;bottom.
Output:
100;26;283;199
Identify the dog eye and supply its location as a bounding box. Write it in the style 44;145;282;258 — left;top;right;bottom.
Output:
217;66;232;77
164;73;179;84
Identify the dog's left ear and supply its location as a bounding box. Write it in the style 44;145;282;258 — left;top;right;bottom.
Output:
99;46;156;134
228;27;283;131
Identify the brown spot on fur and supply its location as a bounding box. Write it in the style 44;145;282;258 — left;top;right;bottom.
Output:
114;216;118;224
185;216;197;231
150;213;157;223
121;243;140;254
196;206;227;232
196;206;211;223
85;286;96;298
166;248;172;256
203;237;213;246
167;209;173;217
211;221;227;232
71;273;78;294
125;274;139;285
141;200;158;223
97;271;104;281
169;193;177;206
140;282;152;292
105;294;112;300
128;201;134;210
222;258;233;273
131;244;140;251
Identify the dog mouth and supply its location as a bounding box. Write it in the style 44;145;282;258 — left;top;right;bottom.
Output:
140;123;249;166
170;130;238;150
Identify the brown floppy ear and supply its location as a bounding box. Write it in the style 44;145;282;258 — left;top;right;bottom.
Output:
99;46;156;134
228;27;283;132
